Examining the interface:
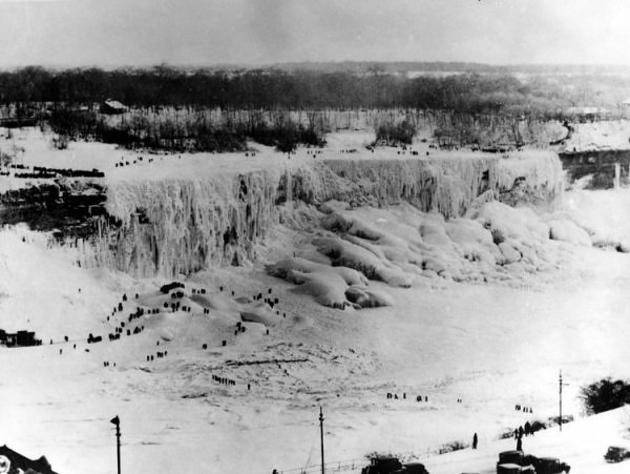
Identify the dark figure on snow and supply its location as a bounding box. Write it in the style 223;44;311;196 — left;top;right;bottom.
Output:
472;433;478;449
516;435;522;451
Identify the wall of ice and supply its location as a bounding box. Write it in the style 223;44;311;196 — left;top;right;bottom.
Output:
82;151;563;278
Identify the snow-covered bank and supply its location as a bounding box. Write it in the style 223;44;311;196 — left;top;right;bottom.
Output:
424;406;630;474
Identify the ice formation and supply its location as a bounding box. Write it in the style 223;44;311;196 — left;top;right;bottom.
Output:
266;196;592;308
79;150;563;279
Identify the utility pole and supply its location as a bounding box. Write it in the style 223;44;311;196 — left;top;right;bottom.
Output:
110;415;121;474
319;406;325;474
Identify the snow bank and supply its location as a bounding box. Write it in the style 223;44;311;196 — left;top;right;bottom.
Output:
559;189;630;250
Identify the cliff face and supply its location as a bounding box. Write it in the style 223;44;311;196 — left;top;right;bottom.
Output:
74;151;562;278
559;149;630;188
0;180;107;239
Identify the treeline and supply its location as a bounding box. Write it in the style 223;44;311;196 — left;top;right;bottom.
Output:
47;108;325;152
0;66;581;117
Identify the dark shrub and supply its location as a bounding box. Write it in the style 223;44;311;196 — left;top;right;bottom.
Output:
375;118;416;145
581;377;630;414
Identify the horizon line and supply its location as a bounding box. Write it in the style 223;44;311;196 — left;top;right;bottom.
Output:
2;60;630;72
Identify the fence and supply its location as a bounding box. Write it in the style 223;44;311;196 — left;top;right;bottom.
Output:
276;458;364;474
275;445;446;474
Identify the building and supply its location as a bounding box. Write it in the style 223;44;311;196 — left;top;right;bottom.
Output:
100;99;128;115
0;445;58;474
564;106;610;122
434;129;458;149
621;99;630;118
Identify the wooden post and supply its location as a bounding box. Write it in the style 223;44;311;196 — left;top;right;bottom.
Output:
319;406;325;474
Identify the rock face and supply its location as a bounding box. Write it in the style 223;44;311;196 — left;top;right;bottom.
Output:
0;180;107;239
6;152;561;278
559;149;630;189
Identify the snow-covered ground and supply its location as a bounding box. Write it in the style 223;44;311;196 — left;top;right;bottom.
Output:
0;127;554;186
1;128;630;473
1;192;630;473
562;120;630;152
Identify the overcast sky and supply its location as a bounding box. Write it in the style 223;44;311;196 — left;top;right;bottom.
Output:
0;0;629;68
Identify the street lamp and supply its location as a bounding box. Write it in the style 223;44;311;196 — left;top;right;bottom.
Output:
110;416;121;474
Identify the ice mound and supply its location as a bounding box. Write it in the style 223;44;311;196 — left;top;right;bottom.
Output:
267;198;582;308
313;236;413;287
471;201;550;244
239;302;280;326
345;286;394;308
267;256;367;286
444;218;500;265
548;219;592;246
265;257;388;309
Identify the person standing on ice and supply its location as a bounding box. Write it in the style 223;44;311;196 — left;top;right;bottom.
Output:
516;434;523;452
472;432;478;449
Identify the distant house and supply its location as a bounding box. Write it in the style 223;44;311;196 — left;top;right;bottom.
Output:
0;445;58;474
621;99;630;118
434;129;458;149
565;106;609;122
100;99;128;115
